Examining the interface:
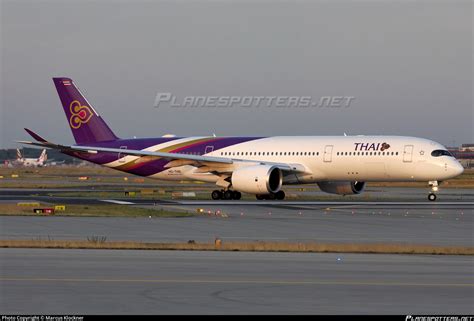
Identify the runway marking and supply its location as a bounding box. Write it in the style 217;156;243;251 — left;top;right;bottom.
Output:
101;200;136;205
1;277;472;287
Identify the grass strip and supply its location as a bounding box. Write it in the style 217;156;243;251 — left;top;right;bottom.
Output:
0;240;472;255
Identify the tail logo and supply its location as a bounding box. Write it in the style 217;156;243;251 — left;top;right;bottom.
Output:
69;100;93;129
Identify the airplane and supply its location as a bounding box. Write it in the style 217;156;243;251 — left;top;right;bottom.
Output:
19;77;464;201
14;148;48;167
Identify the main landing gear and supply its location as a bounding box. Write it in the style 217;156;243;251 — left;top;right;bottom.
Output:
256;190;285;201
428;181;438;202
211;190;242;200
211;190;286;201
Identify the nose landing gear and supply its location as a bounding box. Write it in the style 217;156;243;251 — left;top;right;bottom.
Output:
428;181;438;201
428;193;437;201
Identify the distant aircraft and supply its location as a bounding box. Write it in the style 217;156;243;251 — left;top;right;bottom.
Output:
15;149;48;167
19;77;464;201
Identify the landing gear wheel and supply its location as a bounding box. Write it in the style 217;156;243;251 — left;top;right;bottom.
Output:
428;193;437;201
223;190;233;200
211;190;222;200
256;194;265;200
275;190;285;200
267;193;276;200
232;191;242;200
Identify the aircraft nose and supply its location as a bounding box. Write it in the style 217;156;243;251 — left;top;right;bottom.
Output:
449;160;464;177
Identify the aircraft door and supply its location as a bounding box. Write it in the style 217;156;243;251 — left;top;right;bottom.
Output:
118;146;127;163
205;145;214;155
403;145;413;163
324;145;333;162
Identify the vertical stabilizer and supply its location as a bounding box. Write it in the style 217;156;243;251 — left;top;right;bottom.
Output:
53;77;118;144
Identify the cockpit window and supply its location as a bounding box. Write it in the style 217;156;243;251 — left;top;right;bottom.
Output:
431;149;453;157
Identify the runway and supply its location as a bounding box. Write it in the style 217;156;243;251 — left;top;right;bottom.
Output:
0;249;472;314
1;187;473;207
1;186;473;205
1;201;472;246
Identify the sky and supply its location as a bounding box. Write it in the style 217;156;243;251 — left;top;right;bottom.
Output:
0;0;472;149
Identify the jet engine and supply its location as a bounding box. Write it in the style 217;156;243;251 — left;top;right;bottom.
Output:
231;165;282;194
317;181;366;195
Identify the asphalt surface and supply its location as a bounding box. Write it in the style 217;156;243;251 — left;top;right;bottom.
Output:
1;186;474;200
0;249;472;314
1;187;473;314
1;200;472;246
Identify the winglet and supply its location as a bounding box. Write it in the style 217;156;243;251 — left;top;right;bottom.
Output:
24;128;48;143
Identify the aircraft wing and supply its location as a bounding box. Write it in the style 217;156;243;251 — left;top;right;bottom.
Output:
19;129;308;174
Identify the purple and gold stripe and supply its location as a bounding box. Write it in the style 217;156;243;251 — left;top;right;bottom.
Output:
67;136;264;177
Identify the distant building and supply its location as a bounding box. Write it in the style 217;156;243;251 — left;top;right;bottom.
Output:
460;144;474;152
448;144;474;168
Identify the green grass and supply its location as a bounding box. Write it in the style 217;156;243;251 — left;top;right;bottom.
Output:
0;204;194;218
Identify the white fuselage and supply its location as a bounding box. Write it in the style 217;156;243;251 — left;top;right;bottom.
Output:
149;136;463;184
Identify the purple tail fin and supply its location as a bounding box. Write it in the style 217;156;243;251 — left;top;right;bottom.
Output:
53;77;118;144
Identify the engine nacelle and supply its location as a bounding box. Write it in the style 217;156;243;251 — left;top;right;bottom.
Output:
231;165;282;194
317;181;366;195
